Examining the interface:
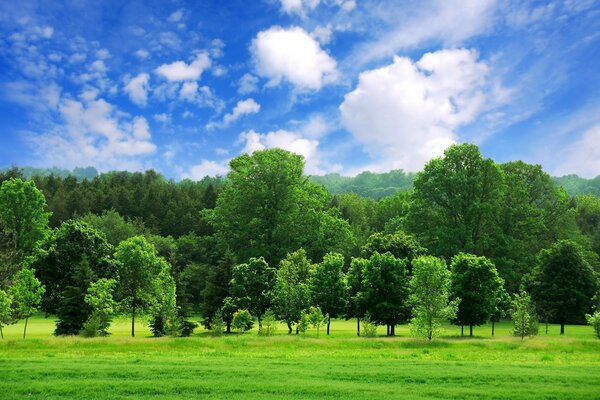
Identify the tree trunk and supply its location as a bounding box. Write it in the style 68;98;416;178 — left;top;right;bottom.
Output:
0;324;3;339
386;325;390;336
131;304;136;337
226;321;231;333
327;316;331;336
469;325;473;337
287;323;292;334
560;323;564;335
23;317;28;339
391;324;395;336
258;317;262;334
461;325;464;337
295;326;299;335
545;319;548;335
492;321;495;337
356;317;360;337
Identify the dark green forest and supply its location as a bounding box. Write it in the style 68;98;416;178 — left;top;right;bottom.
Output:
0;144;599;339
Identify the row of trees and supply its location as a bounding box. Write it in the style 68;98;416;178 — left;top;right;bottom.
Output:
0;144;599;339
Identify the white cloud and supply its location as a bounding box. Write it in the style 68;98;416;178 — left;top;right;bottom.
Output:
299;114;332;139
238;73;259;94
135;49;150;59
238;129;324;174
554;123;600;178
280;0;320;17
31;98;156;171
182;160;229;179
124;73;150;106
251;26;338;90
96;49;111;60
155;52;211;81
340;48;489;172
179;81;199;101
311;25;333;44
168;9;184;22
2;81;61;111
153;113;171;124
224;99;261;125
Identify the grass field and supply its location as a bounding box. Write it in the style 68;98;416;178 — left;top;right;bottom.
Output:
1;316;599;399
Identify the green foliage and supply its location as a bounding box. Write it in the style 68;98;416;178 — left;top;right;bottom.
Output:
231;309;254;333
346;257;368;322
586;311;600;339
574;194;600;255
83;278;117;336
511;290;539;339
553;174;600;197
230;257;276;326
210;310;225;336
273;249;312;333
201;250;236;324
306;306;327;337
450;253;506;336
297;312;310;335
310;252;347;335
359;252;410;335
219;297;237;334
409;256;458;340
0;289;13;339
148;264;179;337
115;236;168;337
361;312;378;338
311;169;415;199
9;268;45;338
260;309;278;336
79;210;145;247
0;178;50;256
361;231;426;273
529;240;597;333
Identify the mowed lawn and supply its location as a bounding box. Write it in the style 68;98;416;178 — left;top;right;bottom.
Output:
1;316;599;399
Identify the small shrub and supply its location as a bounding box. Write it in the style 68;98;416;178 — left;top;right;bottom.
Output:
586;311;600;339
362;313;378;338
80;315;101;338
260;310;278;336
210;311;225;336
232;309;254;333
297;312;310;335
177;319;198;337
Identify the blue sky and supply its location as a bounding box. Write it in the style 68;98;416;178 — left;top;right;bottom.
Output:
0;0;599;179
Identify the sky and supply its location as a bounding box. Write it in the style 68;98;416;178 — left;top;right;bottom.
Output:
0;0;599;180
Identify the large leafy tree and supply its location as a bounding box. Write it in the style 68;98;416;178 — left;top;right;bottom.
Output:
407;144;503;259
0;178;50;257
273;249;313;334
528;240;597;334
310;252;348;335
409;256;457;341
347;257;369;336
29;220;114;335
361;231;426;274
209;148;350;267
230;257;276;331
114;236;168;337
360;252;410;336
450;253;506;336
9;268;45;338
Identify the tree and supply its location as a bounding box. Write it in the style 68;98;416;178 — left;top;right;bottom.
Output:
408;256;458;341
0;289;12;339
148;264;178;337
529;240;597;334
232;309;254;333
9;268;45;338
407;144;503;260
360;252;410;336
361;231;426;274
230;257;276;332
273;249;312;334
586;311;600;339
306;306;327;337
82;278;117;337
201;250;236;326
0;178;50;257
347;257;369;336
450;253;506;337
115;236;167;337
80;210;145;247
511;290;538;339
260;310;278;336
310;252;347;335
29;220;115;335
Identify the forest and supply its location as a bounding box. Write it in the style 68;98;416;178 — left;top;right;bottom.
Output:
0;143;599;340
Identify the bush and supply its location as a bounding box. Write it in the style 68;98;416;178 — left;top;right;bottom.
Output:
362;313;378;338
210;311;225;336
177;319;198;337
260;310;278;336
297;312;310;335
586;311;600;338
232;309;254;333
80;315;101;338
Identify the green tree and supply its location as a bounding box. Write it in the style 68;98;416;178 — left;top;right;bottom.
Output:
273;249;312;334
305;306;327;337
232;309;254;333
80;210;145;247
148;264;178;337
230;257;276;332
511;290;538;339
360;252;410;336
83;278;117;337
586;311;600;339
0;289;12;339
408;256;458;341
529;240;597;334
0;178;50;256
115;236;167;337
260;309;278;336
9;268;45;338
450;253;506;337
201;250;236;326
310;252;347;335
407;144;503;259
347;257;369;336
361;231;426;274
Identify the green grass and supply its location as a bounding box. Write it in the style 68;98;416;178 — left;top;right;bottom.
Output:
1;316;599;399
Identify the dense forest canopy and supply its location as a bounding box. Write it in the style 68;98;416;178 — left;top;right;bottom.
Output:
0;144;598;338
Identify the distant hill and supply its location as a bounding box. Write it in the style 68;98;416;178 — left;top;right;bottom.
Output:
552;175;600;197
310;170;415;199
1;166;99;181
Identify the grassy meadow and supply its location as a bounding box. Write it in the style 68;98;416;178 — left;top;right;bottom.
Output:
1;316;599;399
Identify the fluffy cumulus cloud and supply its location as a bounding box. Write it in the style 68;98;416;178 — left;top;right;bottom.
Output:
251;26;338;90
155;52;211;81
340;48;489;172
124;73;150;106
554;124;600;178
279;0;355;17
238;129;324;174
31;97;156;171
182;160;229;180
238;73;259;94
223;98;261;125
